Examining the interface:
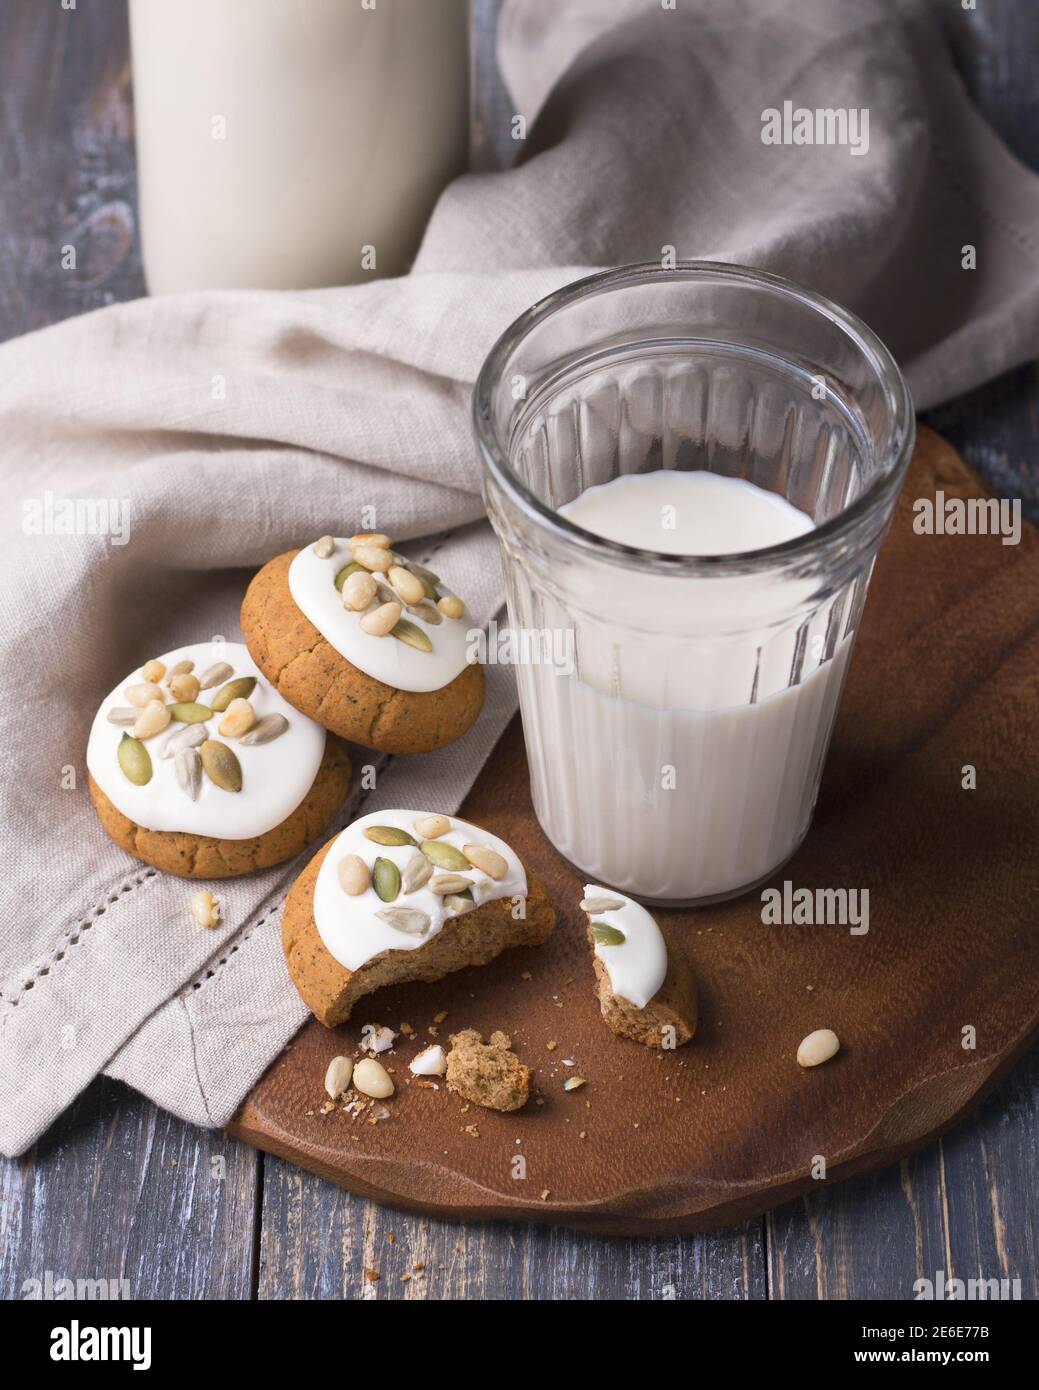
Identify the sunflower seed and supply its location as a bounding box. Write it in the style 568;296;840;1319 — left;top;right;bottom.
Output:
375;907;430;937
407;600;442;626
580;895;625;914
428;873;472;896
400;852;433;894
238;713;289;746
592;923;625;947
160;722;207;759
168;659;194;678
209;676;257;713
106;706;138;726
117;734;152;786
197;662;234;691
200;739;242;792
420;839;469;870
364;825;416;846
175;746;202;801
391;618;433;654
372;857;401;902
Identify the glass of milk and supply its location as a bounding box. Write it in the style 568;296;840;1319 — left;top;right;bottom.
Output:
129;0;469;293
474;263;914;905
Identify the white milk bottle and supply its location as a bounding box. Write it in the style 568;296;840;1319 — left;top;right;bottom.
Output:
129;0;470;292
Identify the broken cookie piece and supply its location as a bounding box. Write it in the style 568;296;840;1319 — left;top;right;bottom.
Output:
581;886;697;1047
446;1029;532;1112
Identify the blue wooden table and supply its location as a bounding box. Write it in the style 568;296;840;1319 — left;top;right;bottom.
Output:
0;0;1036;1299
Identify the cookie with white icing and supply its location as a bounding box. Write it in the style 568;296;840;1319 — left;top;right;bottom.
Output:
282;809;555;1027
581;886;697;1047
240;535;484;754
86;641;350;878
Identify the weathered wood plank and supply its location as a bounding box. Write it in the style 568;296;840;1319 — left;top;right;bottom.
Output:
0;1076;258;1300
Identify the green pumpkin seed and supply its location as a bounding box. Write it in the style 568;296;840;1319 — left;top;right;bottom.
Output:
592;923;626;947
334;561;365;592
373;857;401;902
209;677;257;713
391;618;433;654
117;733;152;786
168;701;213;723
199;739;242;792
363;825;417;847
420;839;469;871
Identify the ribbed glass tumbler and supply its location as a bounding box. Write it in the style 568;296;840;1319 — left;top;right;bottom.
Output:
474;263;914;905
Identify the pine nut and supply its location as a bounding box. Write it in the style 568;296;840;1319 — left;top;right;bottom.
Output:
413;814;450;839
342;569;378;611
124;681;163;708
353;1057;395;1099
437;595;464;620
350;532;391;549
463;843;508;880
351;542;393;573
313;535;336;558
133;699;172;740
388;565;425;605
797;1029;840;1068
338;854;370;896
218;697;256;738
191;889;221;929
360;601;402;637
169;672;201;703
142;659;166;684
324;1055;354;1099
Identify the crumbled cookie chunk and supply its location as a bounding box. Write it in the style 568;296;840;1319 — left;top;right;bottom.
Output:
446;1029;532;1112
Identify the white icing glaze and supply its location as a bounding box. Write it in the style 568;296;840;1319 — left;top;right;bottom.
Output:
313;809;527;973
86;641;327;839
288;539;473;693
584;884;668;1010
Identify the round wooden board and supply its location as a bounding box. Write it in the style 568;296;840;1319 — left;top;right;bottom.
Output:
229;428;1039;1235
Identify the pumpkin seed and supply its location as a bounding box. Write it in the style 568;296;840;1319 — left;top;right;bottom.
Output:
168;701;213;723
372;857;401;902
209;676;257;712
160;721;207;759
197;661;234;691
238;713;288;745
443;890;475;915
174;746;202;801
580;895;625;914
364;825;416;847
375;906;431;937
400;851;433;894
334;560;365;592
391;618;433;654
200;739;242;793
338;854;370;896
592;923;625;947
428;873;473;896
106;706;138;726
420;839;469;871
117;733;152;786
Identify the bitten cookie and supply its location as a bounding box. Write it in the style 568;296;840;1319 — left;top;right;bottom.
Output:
282;809;555;1027
446;1030;532;1112
580;886;698;1047
86;641;351;878
240;534;485;754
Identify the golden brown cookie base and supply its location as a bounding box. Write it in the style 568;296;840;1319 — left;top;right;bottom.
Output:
240;550;485;754
446;1029;532;1112
88;737;351;879
589;922;698;1047
282;837;556;1028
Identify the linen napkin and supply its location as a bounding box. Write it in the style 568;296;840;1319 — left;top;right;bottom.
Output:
2;0;1039;1157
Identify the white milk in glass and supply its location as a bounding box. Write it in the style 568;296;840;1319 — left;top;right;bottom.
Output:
523;470;852;903
129;0;469;292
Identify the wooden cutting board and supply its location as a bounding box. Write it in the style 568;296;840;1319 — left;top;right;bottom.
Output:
229;427;1039;1235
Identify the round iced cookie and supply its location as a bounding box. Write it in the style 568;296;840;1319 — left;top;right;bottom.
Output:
282;808;556;1027
580;885;698;1048
239;535;484;755
86;641;351;878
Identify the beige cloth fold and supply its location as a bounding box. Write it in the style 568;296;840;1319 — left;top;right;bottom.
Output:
2;0;1039;1156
